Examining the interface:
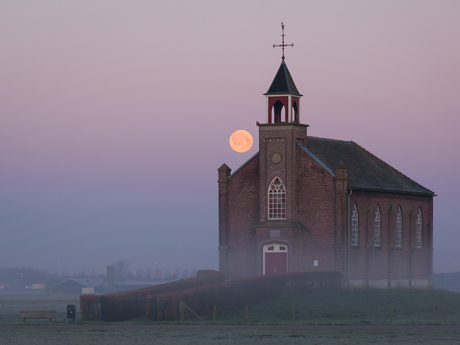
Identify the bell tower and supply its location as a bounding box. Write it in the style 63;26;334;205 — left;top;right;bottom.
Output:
254;23;309;275
257;23;308;226
264;60;302;124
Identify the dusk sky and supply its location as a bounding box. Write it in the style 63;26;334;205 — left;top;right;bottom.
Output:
1;1;459;275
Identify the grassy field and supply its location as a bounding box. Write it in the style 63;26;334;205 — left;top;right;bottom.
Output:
205;289;460;325
1;289;460;326
0;295;80;326
1;289;460;344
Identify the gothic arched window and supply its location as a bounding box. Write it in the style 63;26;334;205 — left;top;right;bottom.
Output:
351;204;358;246
396;206;403;247
416;208;422;248
374;206;381;247
268;177;286;219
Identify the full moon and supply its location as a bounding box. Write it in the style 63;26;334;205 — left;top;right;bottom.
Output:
229;130;253;153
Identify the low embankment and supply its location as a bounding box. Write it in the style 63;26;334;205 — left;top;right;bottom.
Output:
80;270;341;322
80;270;225;321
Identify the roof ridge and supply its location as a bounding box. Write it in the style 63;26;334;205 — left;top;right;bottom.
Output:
307;135;353;144
283;62;290;91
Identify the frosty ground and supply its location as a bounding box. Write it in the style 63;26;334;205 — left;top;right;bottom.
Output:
2;324;460;345
2;289;460;344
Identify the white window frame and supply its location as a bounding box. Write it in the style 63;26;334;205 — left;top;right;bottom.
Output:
268;177;286;220
351;204;358;246
374;206;381;247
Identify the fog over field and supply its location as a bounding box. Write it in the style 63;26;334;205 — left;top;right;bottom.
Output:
1;0;459;275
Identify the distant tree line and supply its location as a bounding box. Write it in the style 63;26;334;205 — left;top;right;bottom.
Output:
110;260;197;281
0;263;198;290
0;267;57;290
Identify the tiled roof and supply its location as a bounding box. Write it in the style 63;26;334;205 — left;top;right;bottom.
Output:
303;137;434;196
297;144;335;176
264;60;302;96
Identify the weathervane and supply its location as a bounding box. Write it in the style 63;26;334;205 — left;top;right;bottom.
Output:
273;22;294;59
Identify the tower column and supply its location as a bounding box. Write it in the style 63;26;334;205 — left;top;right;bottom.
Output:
334;161;348;285
288;95;292;122
218;164;231;277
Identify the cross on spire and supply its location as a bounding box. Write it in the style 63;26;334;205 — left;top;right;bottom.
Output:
273;22;294;60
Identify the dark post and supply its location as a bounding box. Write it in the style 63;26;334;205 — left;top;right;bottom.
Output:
157;300;165;321
151;297;157;321
67;304;76;324
218;164;231;277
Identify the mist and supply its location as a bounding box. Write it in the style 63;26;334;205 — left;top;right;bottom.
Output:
1;0;459;275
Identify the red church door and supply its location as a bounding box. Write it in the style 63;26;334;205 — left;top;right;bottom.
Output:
263;244;288;275
265;252;287;275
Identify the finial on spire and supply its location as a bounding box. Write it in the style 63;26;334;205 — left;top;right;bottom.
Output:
273;22;294;60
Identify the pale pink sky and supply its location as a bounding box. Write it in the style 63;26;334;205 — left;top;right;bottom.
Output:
1;0;459;274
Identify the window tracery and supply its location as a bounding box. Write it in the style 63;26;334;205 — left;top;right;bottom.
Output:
268;177;286;219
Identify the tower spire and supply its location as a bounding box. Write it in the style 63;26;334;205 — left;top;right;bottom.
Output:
273;22;294;60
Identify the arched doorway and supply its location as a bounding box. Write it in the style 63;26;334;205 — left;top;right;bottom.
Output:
271;100;286;123
263;243;288;275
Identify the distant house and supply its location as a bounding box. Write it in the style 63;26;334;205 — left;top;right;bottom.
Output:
50;278;104;294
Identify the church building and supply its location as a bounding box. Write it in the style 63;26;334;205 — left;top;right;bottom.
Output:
218;31;434;289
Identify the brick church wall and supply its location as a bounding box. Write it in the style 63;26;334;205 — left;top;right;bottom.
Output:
295;147;337;272
226;156;260;279
350;191;432;288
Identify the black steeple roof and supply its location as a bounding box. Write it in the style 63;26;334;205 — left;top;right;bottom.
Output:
264;60;302;96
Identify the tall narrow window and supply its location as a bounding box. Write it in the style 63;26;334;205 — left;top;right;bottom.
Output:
351;204;358;246
396;206;403;247
416;208;422;248
374;206;381;247
268;177;286;219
